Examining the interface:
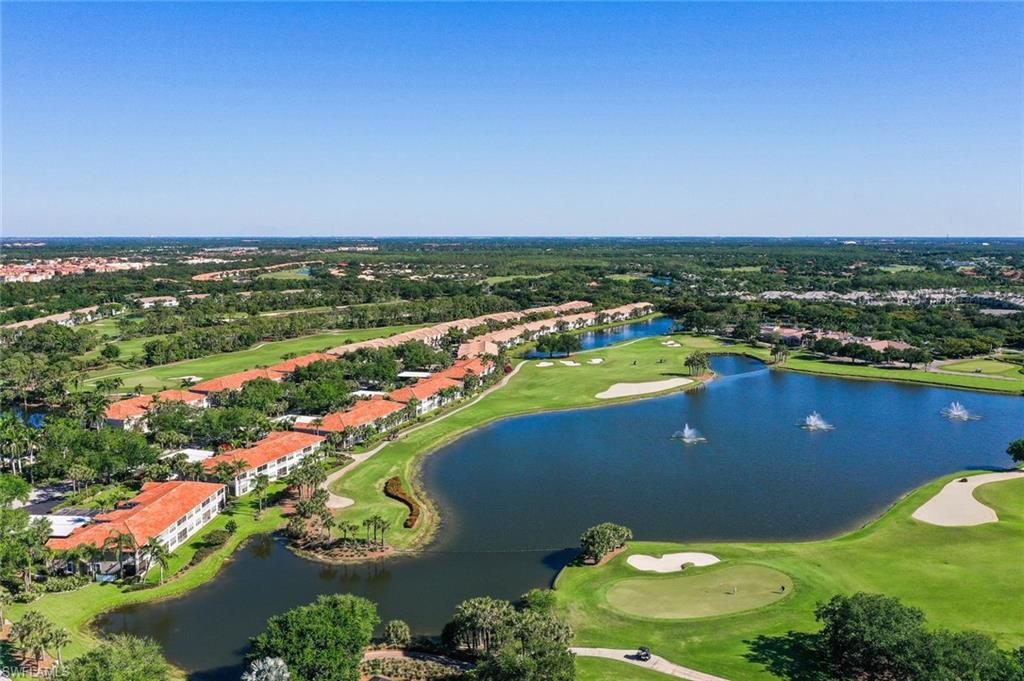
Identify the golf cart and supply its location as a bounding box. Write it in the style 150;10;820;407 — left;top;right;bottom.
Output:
636;646;652;662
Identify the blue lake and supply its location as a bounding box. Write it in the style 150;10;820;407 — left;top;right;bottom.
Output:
98;354;1022;679
525;316;676;358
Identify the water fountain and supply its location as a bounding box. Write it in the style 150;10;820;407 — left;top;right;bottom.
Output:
671;424;706;444
942;401;979;421
800;411;835;431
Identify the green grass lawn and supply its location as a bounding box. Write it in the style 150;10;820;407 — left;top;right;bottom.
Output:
258;267;312;280
941;357;1024;378
483;272;552;285
8;487;288;666
782;352;1024;395
605;564;792;619
331;335;767;551
556;473;1024;681
81;323;428;393
606;273;648;281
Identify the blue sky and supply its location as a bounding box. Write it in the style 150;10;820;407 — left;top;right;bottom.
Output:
2;2;1021;237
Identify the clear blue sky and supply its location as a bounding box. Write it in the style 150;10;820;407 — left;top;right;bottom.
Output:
2;2;1021;237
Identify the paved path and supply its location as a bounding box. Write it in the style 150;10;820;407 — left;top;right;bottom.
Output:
571;647;729;681
912;471;1024;526
323;361;526;509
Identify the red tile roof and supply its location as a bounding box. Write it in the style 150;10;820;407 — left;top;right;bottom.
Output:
298;397;406;433
268;352;337;374
388;376;463;403
439;358;494;380
104;390;206;421
202;431;324;474
47;481;224;550
190;368;286;393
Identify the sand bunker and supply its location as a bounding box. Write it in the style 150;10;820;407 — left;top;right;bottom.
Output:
536;361;553;367
560;360;581;366
595;377;692;399
912;471;1024;527
627;552;721;573
176;375;203;382
587;358;604;364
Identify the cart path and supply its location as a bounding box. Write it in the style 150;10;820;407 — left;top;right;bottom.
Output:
571;647;730;681
323;361;526;509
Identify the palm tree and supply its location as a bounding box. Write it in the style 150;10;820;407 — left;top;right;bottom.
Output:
362;517;374;545
254;474;271;514
0;586;11;626
102;530;137;580
140;538;171;584
11;611;53;669
378;518;392;549
771;343;790;364
47;626;71;666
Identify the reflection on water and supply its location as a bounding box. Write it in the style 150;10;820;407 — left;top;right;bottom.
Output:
99;354;1021;679
525;316;675;357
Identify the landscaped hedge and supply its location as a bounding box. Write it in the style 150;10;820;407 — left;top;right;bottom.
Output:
360;657;465;681
384;476;420;528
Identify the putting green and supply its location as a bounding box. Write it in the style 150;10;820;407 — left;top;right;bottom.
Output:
605;564;792;619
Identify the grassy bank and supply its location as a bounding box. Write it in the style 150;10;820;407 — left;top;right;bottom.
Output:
331;334;751;550
781;351;1024;395
556;473;1024;680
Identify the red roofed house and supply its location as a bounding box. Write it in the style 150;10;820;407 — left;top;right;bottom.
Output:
439;357;495;381
105;390;209;430
268;352;337;374
190;368;287;395
47;481;225;577
203;430;324;495
292;396;408;445
388;375;463;416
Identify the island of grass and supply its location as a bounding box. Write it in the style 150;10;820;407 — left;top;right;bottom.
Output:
554;472;1024;680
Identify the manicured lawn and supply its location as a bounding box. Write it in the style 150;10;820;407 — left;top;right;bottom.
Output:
331;335;767;550
941;357;1024;378
8;486;289;665
604;564;792;619
258;267;311;280
484;272;552;285
782;352;1024;395
575;656;671;680
81;324;428;393
555;473;1024;680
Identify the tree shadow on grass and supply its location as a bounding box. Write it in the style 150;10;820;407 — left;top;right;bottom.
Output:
744;631;830;681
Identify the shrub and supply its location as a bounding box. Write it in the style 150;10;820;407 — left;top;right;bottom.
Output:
384;476;420;528
383;619;411;648
225;519;239;534
360;658;465;680
39;574;90;593
204;529;231;546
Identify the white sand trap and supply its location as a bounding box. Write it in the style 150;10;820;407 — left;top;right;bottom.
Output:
536;361;553;367
596;377;692;399
176;375;203;382
912;471;1024;527
560;360;581;366
587;358;604;364
627;552;721;573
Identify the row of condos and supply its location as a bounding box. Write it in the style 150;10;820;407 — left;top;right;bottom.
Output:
43;480;226;578
102;301;608;431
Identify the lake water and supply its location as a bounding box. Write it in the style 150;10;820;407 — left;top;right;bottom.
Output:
525;316;675;358
97;354;1021;679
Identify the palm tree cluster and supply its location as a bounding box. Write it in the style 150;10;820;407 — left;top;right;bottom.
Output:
10;610;70;669
684;350;711;375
